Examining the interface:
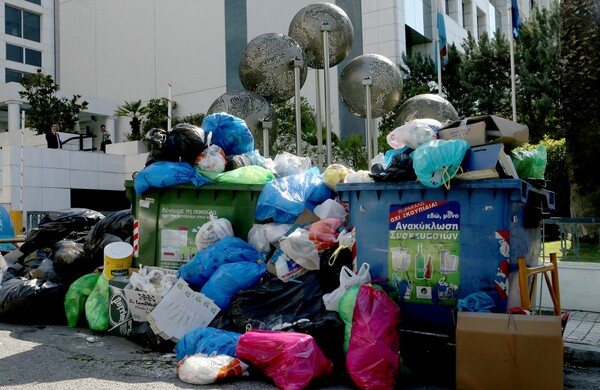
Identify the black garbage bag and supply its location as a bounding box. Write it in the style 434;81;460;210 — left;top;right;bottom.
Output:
316;245;354;294
0;276;67;324
19;209;104;256
370;152;417;182
211;272;324;334
145;124;207;166
52;240;95;285
84;210;133;264
128;321;176;353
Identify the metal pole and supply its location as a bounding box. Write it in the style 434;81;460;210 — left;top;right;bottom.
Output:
435;0;442;95
315;71;324;171
20;110;24;212
261;118;272;159
293;57;304;157
508;2;517;121
321;22;332;166
363;76;373;165
167;82;172;130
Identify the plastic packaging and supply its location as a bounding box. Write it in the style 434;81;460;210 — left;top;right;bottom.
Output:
195;144;227;173
194;214;235;251
313;199;347;221
322;164;355;192
279;228;320;271
235;330;333;390
84;274;109;331
510;144;547;179
200;261;266;310
175;327;242;361
177;353;249;385
410;139;469;188
387;118;440;149
201;113;255;156
64;273;101;328
133;161;212;195
273;152;312;177
322;263;371;312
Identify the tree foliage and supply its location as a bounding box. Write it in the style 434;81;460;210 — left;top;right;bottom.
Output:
19;69;89;135
142;97;177;133
561;0;600;218
115;100;149;141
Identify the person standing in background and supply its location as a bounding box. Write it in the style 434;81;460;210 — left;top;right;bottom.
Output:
100;124;112;153
46;123;61;149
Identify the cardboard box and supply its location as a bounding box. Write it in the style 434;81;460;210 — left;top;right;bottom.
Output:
124;267;177;322
458;144;518;180
438;120;487;146
108;277;134;337
440;115;529;150
456;312;563;390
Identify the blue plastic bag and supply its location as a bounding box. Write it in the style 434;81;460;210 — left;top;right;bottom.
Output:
177;237;264;290
201;261;266;311
133;161;212;195
384;146;412;169
201;113;255;156
255;167;334;223
175;327;242;361
410;139;469;188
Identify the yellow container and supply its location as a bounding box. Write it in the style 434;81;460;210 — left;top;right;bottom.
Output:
9;210;23;235
104;242;134;279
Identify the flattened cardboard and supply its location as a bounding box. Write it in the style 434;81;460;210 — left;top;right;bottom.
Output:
458;144;518;180
438;121;486;146
456;312;563;390
108;277;134;337
440;115;529;150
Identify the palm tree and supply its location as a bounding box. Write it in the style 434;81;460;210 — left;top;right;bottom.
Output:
115;100;149;140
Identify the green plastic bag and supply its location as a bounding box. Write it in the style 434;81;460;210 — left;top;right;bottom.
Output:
85;274;109;331
197;165;275;184
510;144;547;179
339;283;384;353
64;273;101;328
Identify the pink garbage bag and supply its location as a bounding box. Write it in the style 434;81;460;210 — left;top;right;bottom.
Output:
346;284;401;390
235;330;333;390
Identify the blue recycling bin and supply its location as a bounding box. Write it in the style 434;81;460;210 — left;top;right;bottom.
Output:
0;205;15;252
337;179;555;333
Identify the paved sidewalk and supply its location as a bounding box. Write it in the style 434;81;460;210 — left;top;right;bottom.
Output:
563;311;600;366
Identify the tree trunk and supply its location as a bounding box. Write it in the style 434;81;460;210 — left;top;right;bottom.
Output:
561;0;600;222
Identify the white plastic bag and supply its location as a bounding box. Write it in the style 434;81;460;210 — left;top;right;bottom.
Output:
313;199;347;221
344;170;374;184
387;119;439;149
322;263;371;312
177;353;249;385
273;151;312;177
196;144;227;172
195;214;234;251
247;223;293;255
279;228;320;271
274;252;306;282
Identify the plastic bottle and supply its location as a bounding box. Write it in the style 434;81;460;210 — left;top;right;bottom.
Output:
415;243;425;279
424;255;433;279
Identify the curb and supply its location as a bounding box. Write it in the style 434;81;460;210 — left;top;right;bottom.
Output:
564;342;600;366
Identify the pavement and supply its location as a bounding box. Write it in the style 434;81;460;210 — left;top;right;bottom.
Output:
563;310;600;366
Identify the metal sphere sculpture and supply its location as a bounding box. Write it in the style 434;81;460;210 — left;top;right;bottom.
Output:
338;54;403;118
207;90;276;154
238;33;307;103
392;93;460;127
288;2;354;69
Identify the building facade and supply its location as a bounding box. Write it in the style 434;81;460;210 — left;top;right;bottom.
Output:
0;0;549;222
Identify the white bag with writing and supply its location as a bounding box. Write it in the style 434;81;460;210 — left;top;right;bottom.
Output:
322;263;371;312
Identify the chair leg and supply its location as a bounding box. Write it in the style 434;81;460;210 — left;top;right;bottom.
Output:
517;256;531;310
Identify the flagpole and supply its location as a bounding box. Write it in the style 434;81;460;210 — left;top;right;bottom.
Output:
508;1;517;121
435;0;442;96
167;81;172;130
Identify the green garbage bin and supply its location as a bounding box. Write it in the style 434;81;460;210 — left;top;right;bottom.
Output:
125;180;264;270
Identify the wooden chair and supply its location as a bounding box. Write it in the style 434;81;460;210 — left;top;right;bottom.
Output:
517;253;561;315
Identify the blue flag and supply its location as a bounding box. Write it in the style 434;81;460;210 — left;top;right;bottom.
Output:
437;7;448;70
511;0;522;39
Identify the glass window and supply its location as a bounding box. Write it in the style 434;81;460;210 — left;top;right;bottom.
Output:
26;0;42;5
5;69;25;83
25;48;42;66
23;11;40;42
4;6;41;42
6;44;23;63
5;6;22;37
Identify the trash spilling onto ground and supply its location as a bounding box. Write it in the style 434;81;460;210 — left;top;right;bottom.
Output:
0;108;565;390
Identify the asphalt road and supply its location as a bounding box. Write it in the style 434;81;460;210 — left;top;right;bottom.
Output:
1;322;598;389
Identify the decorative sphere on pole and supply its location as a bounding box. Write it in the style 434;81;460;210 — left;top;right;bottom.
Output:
207;90;276;154
238;33;307;103
338;54;403;118
392;93;459;127
288;2;354;69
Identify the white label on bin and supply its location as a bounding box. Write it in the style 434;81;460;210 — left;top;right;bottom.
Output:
139;198;154;208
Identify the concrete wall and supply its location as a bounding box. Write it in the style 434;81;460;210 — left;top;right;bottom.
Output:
0;131;148;227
